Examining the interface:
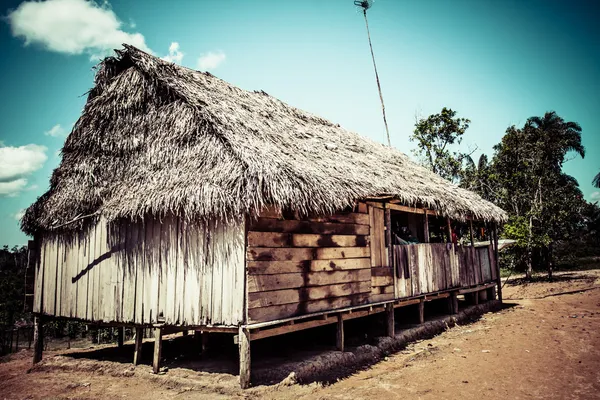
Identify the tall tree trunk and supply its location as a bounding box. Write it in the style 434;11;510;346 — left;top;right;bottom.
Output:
526;215;533;280
547;243;553;281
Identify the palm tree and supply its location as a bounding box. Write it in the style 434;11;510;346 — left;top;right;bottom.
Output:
461;154;494;201
523;111;585;280
593;171;600;188
526;111;585;171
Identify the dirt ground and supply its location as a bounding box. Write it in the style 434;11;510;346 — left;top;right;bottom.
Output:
1;269;599;400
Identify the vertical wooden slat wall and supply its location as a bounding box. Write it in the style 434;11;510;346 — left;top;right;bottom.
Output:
35;215;245;326
368;205;394;302
394;243;497;298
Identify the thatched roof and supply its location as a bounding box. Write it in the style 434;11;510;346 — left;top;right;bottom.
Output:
22;45;506;235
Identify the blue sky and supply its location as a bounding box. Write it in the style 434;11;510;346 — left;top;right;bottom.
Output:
1;0;598;247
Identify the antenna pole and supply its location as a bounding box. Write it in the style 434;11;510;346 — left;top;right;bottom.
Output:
362;9;391;146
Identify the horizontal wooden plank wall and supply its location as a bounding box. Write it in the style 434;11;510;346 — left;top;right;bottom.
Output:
247;209;372;323
394;243;496;298
35;216;245;326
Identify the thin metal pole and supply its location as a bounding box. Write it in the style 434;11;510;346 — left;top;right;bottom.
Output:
363;10;391;147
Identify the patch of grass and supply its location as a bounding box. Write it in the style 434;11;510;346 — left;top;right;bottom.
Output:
499;268;514;278
556;256;600;272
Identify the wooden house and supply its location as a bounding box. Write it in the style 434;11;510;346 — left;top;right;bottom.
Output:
22;46;507;388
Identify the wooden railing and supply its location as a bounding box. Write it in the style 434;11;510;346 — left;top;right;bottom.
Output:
393;243;497;298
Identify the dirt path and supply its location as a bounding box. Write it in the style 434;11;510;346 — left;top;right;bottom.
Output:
1;270;599;400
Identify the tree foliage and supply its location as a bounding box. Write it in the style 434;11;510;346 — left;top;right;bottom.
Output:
411;107;471;182
487;111;586;278
0;245;28;326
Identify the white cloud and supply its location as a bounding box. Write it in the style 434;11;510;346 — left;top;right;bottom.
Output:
591;191;600;202
162;42;184;64
197;51;226;71
7;0;151;59
44;124;66;137
0;179;28;197
14;209;26;221
0;144;47;196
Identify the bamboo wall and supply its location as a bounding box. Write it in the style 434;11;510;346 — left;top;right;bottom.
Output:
246;209;372;323
33;216;245;326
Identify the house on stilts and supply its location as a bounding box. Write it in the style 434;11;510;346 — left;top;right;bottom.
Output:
22;45;507;388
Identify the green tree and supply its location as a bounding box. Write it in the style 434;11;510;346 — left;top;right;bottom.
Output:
411;107;471;182
0;245;28;326
460;153;495;201
492;111;585;279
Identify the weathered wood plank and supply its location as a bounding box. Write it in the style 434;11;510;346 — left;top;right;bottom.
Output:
123;221;137;323
239;327;251;389
247;246;371;261
315;247;370;259
210;221;224;325
247;247;314;261
291;234;368;248
247;269;370;293
198;221;211;325
133;221;145;324
144;219;156;324
372;274;393;287
386;203;425;214
371;285;394;294
54;238;63;317
369;206;383;267
33;238;43;313
248;280;371;308
307;213;370;226
249;219;369;235
248;258;371;275
357;202;368;213
257;206;282;219
248;293;370;322
247;231;291;247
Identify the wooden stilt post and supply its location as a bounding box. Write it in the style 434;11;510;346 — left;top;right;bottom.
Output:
384;207;397;298
133;327;143;365
418;299;425;324
451;291;459;314
336;314;344;351
182;330;188;337
469;220;475;247
201;331;209;353
488;285;497;301
238;327;251;389
117;327;124;348
152;327;163;374
479;289;488;303
473;292;480;305
386;303;395;338
493;223;503;302
32;315;43;364
423;211;430;243
447;218;453;244
194;330;202;353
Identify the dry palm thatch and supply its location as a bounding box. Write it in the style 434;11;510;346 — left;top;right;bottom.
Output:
22;45;506;235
